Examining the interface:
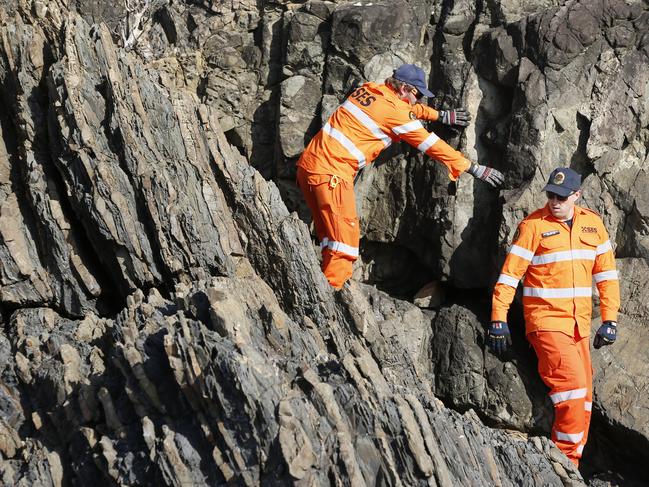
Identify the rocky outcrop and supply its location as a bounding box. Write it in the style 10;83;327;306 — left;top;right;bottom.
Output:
1;279;585;486
1;0;648;485
589;258;649;470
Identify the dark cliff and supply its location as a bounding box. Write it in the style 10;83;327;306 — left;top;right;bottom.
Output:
1;0;648;485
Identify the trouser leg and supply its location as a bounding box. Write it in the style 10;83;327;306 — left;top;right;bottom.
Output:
296;168;359;289
297;167;327;242
576;329;593;458
317;178;358;288
528;330;590;466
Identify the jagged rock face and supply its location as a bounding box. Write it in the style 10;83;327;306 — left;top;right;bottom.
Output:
0;0;648;485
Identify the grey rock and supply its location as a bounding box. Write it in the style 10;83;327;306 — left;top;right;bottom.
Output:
591;306;649;465
46;17;243;294
279;74;323;161
0;15;100;316
413;280;446;309
1;282;584;485
474;27;520;87
429;304;549;432
0;0;647;484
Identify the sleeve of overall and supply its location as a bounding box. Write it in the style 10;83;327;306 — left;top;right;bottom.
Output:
491;221;537;322
386;109;470;180
411;103;440;122
593;223;620;322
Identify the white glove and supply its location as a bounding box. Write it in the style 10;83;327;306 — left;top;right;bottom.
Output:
467;163;504;188
438;108;471;127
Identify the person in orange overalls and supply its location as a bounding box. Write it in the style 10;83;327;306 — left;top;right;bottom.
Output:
297;64;504;288
489;167;620;467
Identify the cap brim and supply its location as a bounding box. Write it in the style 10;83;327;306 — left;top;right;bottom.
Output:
542;184;574;197
416;86;434;98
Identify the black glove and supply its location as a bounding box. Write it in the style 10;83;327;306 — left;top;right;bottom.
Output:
593;320;617;349
487;321;511;354
467;163;505;188
439;108;471;127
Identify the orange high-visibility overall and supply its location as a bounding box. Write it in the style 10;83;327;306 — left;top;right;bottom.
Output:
297;82;471;288
492;205;620;466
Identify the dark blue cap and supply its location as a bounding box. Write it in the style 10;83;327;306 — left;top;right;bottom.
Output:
542;167;581;197
393;64;434;98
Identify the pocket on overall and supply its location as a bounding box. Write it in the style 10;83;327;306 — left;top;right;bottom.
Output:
330;180;360;260
578;232;599;248
530;332;564;380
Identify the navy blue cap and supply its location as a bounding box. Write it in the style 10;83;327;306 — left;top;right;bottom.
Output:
542;167;581;197
393;64;434;98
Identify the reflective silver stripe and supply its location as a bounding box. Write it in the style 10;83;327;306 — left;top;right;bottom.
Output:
585;401;592;412
497;274;519;288
523;287;592;298
555;430;584;444
550;388;587;404
597;240;612;255
531;249;596;265
322;239;359;258
593;270;618;282
509;245;534;261
323;122;367;169
417;133;440;152
392;120;424;135
341;100;392;147
576;444;584;455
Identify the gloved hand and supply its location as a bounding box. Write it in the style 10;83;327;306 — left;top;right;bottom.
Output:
439;108;471;127
467;163;505;188
593;320;617;349
487;321;511;354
